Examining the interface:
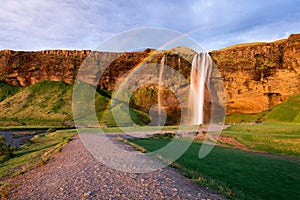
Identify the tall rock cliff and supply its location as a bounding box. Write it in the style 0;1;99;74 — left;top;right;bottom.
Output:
211;33;300;113
0;33;299;115
0;49;91;86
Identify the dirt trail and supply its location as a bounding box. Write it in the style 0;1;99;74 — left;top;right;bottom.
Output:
7;134;225;199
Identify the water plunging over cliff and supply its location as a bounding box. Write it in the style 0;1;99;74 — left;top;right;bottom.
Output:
189;53;213;125
157;55;166;125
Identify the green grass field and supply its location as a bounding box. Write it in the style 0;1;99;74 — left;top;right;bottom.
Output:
128;122;300;200
225;112;267;124
222;123;300;156
130;137;300;200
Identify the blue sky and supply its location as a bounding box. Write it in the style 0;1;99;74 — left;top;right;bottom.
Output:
0;0;300;51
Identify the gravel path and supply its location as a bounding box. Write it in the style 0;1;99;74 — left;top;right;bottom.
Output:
7;134;225;199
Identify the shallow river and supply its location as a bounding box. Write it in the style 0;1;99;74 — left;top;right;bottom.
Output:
0;130;45;147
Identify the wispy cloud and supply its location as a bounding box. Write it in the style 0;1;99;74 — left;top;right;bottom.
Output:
0;0;299;50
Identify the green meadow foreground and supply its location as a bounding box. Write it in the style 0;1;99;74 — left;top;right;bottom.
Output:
0;123;299;199
128;123;300;200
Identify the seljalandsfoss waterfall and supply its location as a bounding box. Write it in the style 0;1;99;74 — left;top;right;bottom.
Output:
189;53;213;125
157;52;213;126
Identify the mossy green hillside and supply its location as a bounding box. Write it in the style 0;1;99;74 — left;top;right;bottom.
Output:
0;81;73;125
263;94;300;123
0;81;150;127
0;82;22;102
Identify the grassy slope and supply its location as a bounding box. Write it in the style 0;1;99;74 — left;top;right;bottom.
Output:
131;138;300;200
100;103;150;127
263;94;300;123
225;112;267;124
0;81;150;127
0;82;22;102
0;81;73;126
225;94;300;123
222;123;300;156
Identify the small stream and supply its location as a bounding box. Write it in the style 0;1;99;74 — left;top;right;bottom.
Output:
0;130;46;147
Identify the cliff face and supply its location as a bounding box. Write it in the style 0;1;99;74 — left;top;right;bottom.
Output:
0;49;190;88
0;50;90;86
210;33;300;113
0;33;300;115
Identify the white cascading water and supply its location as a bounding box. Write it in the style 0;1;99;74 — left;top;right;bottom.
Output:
157;55;166;125
189;53;213;125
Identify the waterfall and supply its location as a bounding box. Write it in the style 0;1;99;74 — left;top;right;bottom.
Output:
157;55;166;125
177;56;181;69
189;53;213;125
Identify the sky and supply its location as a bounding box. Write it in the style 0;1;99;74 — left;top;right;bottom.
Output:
0;0;300;51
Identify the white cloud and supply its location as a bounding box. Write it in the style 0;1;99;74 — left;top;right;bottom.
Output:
193;18;300;51
0;0;299;50
0;0;134;50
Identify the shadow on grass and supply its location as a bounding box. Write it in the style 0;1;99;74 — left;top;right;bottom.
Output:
12;142;59;157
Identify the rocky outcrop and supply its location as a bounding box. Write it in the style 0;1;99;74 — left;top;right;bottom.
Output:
0;33;300;116
0;50;90;86
210;33;300;113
